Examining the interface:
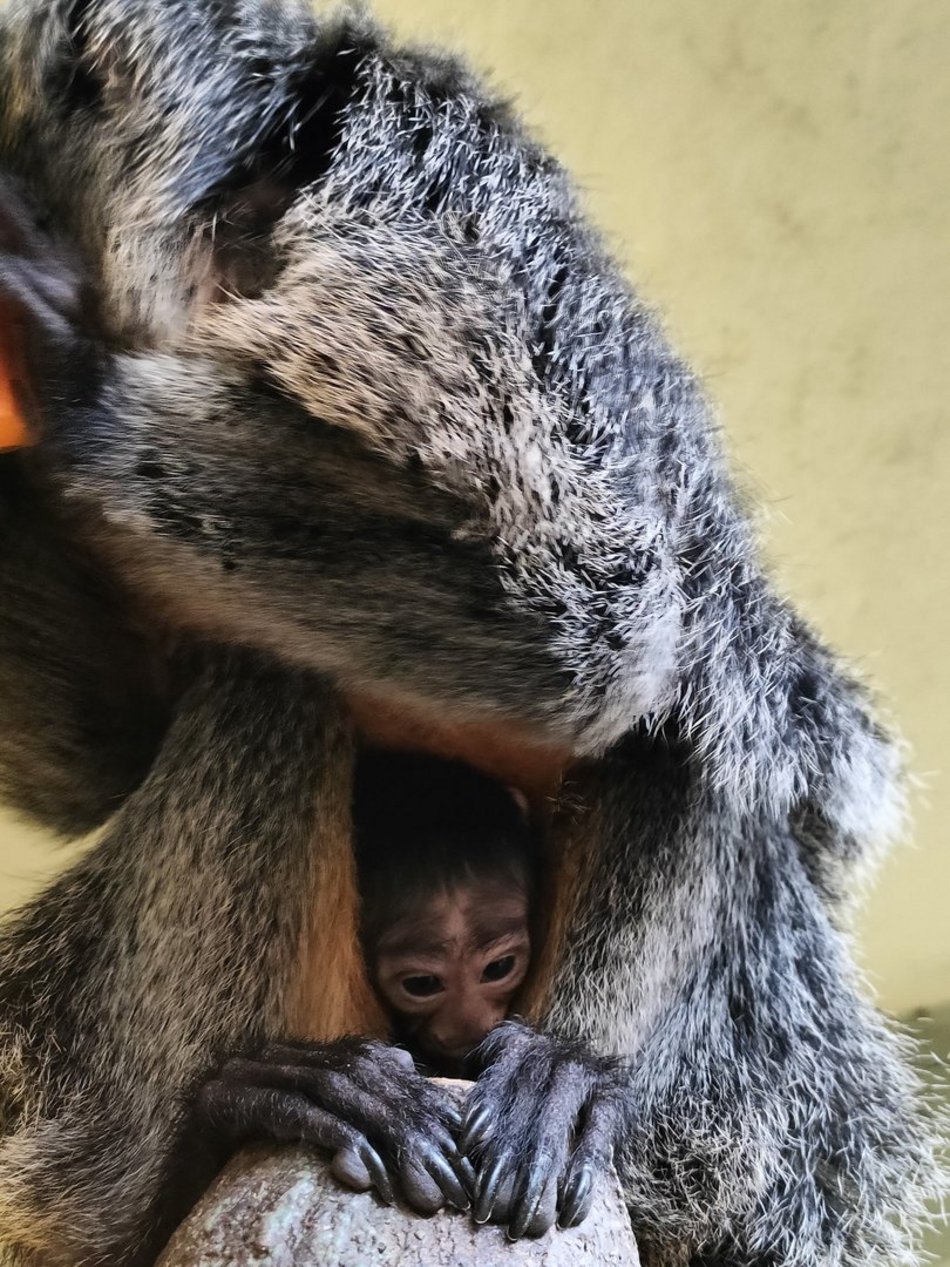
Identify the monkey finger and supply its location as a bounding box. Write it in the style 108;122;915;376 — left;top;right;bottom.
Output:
358;1141;397;1206
557;1162;594;1228
472;1153;509;1224
527;1176;560;1238
438;1098;464;1131
417;1142;472;1211
459;1101;494;1155
398;1156;447;1217
425;1118;468;1163
454;1152;478;1195
507;1156;555;1240
406;1086;464;1141
509;1171;558;1240
487;1171;518;1225
555;1084;616;1226
415;1117;477;1198
329;1145;372;1193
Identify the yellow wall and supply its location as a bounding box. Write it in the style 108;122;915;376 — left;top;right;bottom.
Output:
1;0;948;1014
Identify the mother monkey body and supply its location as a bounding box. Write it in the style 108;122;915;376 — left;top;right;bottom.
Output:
0;2;942;1265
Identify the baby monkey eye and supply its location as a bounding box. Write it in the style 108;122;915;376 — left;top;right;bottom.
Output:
481;954;516;983
402;974;444;998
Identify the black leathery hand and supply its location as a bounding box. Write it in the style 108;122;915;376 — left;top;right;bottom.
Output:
462;1020;627;1238
196;1036;469;1216
467;1032;573;1231
197;1079;401;1206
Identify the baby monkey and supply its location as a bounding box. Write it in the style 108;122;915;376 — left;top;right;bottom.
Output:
354;750;537;1076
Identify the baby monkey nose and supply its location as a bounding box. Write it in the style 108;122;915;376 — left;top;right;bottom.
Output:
436;1003;508;1057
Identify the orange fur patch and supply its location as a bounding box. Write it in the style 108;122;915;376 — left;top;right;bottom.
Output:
344;686;569;812
291;689;590;1040
0;312;31;451
289;715;388;1041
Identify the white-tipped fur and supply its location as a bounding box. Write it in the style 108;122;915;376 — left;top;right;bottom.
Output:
0;2;944;1265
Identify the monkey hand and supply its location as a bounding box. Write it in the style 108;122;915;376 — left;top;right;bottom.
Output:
0;178;102;446
196;1038;476;1216
459;1020;627;1239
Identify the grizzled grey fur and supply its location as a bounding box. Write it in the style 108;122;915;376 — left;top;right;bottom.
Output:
0;1;943;1264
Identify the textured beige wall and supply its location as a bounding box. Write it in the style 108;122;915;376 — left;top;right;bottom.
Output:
1;0;948;1014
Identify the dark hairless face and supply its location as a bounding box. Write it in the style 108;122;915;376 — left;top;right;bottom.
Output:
372;878;531;1073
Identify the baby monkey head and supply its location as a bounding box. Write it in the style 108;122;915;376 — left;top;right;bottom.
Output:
373;875;531;1071
354;750;537;1075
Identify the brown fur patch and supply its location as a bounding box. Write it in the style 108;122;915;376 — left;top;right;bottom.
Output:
288;717;387;1041
344;686;569;810
517;771;598;1023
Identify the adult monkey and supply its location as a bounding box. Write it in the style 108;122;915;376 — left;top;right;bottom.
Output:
0;2;942;1265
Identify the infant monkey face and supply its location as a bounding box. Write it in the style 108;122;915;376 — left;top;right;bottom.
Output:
375;881;531;1070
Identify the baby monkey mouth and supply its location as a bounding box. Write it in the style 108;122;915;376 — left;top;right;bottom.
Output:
417;1048;481;1081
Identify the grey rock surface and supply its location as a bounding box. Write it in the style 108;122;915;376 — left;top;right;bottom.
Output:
158;1144;640;1267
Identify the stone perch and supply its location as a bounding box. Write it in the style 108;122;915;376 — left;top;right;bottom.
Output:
160;1080;639;1266
157;1145;640;1267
